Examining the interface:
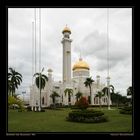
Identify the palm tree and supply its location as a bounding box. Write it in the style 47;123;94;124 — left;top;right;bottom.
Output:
8;67;22;96
127;86;133;105
64;88;73;105
102;85;114;108
84;77;94;104
127;86;132;96
75;91;82;102
33;68;48;111
111;91;120;107
50;91;60;107
95;91;105;108
8;79;12;95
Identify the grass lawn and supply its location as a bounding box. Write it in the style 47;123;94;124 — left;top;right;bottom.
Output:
8;107;132;132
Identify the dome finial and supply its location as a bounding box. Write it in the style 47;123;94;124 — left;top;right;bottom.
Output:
79;49;82;61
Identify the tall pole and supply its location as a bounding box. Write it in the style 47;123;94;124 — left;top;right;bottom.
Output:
34;8;37;74
32;21;35;85
107;8;111;110
32;21;35;111
39;8;41;111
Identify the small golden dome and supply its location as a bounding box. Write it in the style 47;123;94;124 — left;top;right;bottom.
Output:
62;26;71;34
72;58;90;71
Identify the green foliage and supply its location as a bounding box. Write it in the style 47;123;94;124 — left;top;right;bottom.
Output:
64;88;73;105
66;110;108;123
127;86;132;96
50;91;60;105
75;97;89;110
33;72;48;90
119;106;132;115
8;96;25;111
8;67;22;96
111;92;130;106
102;85;114;96
75;91;83;101
64;88;73;96
34;69;48;111
95;91;105;108
84;77;94;104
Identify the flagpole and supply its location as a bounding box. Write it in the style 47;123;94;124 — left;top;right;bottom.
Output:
39;8;42;111
107;8;111;110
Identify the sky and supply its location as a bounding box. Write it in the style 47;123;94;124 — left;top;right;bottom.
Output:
8;8;132;100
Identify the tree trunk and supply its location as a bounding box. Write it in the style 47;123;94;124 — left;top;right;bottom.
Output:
89;85;91;104
99;98;101;109
40;88;41;111
53;98;55;108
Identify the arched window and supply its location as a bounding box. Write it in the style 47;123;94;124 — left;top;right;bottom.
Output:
42;97;44;105
94;97;96;104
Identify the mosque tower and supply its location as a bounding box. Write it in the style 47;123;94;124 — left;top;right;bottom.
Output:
61;26;72;86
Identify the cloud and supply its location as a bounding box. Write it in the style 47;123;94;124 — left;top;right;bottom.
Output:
8;8;132;98
74;30;131;72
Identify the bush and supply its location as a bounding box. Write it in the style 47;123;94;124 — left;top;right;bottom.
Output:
26;106;32;111
40;109;45;112
66;110;108;123
75;97;89;110
119;106;132;115
8;96;25;111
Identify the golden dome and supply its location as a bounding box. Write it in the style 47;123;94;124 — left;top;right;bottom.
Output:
72;58;90;71
62;26;71;34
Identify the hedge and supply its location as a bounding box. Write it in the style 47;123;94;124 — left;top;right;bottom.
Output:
66;110;108;123
119;106;132;115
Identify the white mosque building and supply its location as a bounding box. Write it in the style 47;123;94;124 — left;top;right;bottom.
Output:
30;26;111;110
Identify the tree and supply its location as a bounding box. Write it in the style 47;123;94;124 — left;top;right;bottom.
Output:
127;86;132;96
8;67;22;96
75;96;89;110
8;79;12;95
8;95;25;111
84;77;94;104
102;85;114;105
75;91;82;102
50;91;60;107
33;68;48;111
111;92;120;107
127;86;133;105
95;91;105;108
64;88;73;105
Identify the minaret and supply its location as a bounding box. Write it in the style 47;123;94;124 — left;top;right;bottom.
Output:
61;26;72;85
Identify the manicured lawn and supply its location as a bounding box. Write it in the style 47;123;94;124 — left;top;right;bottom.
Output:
8;107;132;132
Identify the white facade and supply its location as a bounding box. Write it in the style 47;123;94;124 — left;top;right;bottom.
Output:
30;27;111;109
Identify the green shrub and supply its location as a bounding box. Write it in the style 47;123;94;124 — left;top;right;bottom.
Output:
26;106;32;111
119;106;132;115
66;110;108;123
8;96;25;111
41;109;45;112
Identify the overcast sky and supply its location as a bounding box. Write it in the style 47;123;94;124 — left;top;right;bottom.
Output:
8;8;132;100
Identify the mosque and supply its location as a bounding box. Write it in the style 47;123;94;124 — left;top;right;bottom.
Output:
30;26;111;110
